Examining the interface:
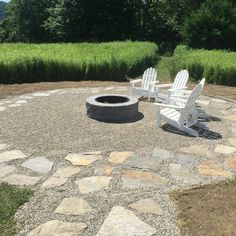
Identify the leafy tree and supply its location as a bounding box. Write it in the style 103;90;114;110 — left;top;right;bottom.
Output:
181;0;236;50
0;1;7;21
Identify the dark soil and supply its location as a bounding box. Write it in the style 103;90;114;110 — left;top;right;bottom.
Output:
171;178;236;236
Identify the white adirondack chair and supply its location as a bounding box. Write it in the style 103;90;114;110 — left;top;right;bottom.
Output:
154;69;189;102
154;81;205;137
130;67;158;101
168;78;209;119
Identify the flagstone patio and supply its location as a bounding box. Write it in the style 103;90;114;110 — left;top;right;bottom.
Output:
0;86;235;235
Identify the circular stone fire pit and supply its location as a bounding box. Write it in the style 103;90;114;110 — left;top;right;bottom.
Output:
86;94;139;123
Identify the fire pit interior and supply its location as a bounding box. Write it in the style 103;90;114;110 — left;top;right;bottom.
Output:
86;94;139;123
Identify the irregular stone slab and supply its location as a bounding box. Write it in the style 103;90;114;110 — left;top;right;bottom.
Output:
180;145;212;157
28;220;87;236
55;197;92;216
214;145;236;155
170;163;202;184
2;174;41;186
108;151;134;164
211;98;227;104
152;148;173;160
33;92;50;97
96;206;156;236
53;166;82;178
129;198;163;215
124;157;162;172
75;176;111;193
176;155;196;168
122;170;167;189
223;115;236;122
224;157;236;169
0;150;27;163
196;100;210;106
65;152;102;166
94;164;113;176
0;106;6;111
21;157;54;174
41;166;81;188
0;143;8;151
231;127;236;136
15;100;27;104
20;95;33;99
41;176;68;188
229;138;236;147
8;104;21;107
198;160;232;177
0;165;17;179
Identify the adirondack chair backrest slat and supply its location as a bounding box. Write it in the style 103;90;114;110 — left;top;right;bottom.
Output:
141;67;157;91
172;70;189;89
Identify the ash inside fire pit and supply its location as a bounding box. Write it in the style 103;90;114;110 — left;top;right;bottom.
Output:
86;94;140;123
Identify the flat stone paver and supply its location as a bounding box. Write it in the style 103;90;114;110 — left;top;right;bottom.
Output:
211;98;227;104
0;150;27;163
196;100;210;106
96;206;156;236
122;170;167;189
108;151;134;164
32;92;51;97
21;157;54;174
170;164;202;185
55;197;92;216
65;152;102;166
0;165;17;179
223;115;236;122
176;155;197;168
0;106;6;111
94;164;113;175
198;160;232;177
2;174;41;186
152;148;173;160
41;166;81;188
224;157;236;169
214;145;236;154
15;100;27;104
28;220;87;236
75;176;112;193
129;198;163;215
229;138;236;147
124;157;162;172
8;104;22;107
0;143;8;151
180;145;212;157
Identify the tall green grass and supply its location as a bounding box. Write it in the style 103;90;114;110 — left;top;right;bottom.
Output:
170;45;236;86
0;42;158;84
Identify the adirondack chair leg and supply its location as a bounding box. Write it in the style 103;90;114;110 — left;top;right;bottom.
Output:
183;126;199;137
156;106;161;127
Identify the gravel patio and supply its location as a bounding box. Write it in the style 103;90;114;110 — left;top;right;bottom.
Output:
0;86;236;236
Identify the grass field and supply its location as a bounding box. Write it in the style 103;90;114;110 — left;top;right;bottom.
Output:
0;42;158;84
170;45;236;86
0;183;33;236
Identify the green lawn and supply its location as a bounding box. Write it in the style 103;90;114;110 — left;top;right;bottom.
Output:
0;183;33;236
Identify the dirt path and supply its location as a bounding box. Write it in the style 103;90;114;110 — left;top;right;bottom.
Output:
1;81;236;100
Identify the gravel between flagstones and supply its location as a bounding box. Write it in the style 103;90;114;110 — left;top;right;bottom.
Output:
0;87;235;236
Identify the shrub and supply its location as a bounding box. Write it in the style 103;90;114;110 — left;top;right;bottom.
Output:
170;45;236;86
0;41;159;84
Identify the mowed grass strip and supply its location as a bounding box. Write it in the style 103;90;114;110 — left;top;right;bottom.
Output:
0;183;33;236
170;45;236;86
0;41;158;84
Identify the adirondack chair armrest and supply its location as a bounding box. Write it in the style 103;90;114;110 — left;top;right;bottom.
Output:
148;80;160;90
130;79;142;88
155;83;172;89
173;86;188;90
154;102;185;110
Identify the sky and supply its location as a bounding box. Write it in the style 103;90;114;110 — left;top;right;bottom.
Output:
1;0;10;2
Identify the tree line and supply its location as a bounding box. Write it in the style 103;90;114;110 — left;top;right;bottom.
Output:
0;0;235;51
